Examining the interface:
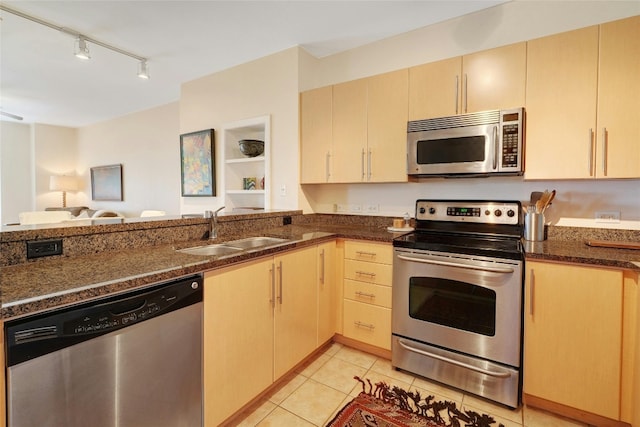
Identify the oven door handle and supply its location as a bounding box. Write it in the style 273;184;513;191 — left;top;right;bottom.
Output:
397;339;512;379
396;254;514;274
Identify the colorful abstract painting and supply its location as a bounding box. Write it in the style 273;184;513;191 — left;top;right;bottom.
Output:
180;129;215;196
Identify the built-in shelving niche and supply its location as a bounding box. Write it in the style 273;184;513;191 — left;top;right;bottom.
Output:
222;115;271;211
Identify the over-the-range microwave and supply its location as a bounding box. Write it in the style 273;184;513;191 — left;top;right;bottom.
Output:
407;107;525;177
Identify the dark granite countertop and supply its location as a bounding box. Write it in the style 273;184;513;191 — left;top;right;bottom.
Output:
524;238;640;270
0;224;399;320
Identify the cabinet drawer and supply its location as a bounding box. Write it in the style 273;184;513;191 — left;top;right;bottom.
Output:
343;299;391;350
344;259;392;286
344;279;392;308
344;241;392;265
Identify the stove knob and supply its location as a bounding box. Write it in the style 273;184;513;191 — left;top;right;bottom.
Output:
429;207;436;215
419;207;426;214
507;209;515;217
485;210;491;216
494;209;502;217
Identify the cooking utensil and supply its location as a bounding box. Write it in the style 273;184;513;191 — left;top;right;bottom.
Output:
541;189;556;213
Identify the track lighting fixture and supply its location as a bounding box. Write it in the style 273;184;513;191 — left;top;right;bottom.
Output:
1;4;149;79
137;60;150;79
74;36;91;60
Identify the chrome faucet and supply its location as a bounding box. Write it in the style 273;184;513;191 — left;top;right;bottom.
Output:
207;206;225;240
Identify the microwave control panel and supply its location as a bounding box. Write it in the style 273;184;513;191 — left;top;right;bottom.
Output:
499;109;524;171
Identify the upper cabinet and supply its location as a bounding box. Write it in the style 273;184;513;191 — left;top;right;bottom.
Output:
525;15;640;179
300;69;408;184
222;115;271;210
408;42;526;121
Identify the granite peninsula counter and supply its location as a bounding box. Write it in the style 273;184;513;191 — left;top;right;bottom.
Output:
2;212;639;320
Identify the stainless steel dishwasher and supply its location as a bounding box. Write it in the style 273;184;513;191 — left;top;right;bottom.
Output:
4;274;203;427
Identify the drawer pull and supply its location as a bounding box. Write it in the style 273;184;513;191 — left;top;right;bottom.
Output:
356;271;376;278
355;251;376;258
355;291;376;299
354;321;375;330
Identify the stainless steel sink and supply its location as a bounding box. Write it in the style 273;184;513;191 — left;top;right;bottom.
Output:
177;244;243;257
224;236;289;250
176;236;290;256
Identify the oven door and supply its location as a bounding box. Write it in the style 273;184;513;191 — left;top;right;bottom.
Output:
407;124;499;176
392;247;523;367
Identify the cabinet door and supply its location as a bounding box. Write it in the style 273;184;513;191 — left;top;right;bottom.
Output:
524;261;623;419
204;259;274;426
409;57;461;120
332;78;368;182
525;26;599;179
317;241;336;345
300;87;333;183
274;246;318;379
463;42;526;114
597;15;640;178
367;69;409;182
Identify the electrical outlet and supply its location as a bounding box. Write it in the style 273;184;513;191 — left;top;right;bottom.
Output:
27;239;63;259
336;204;348;213
595;211;621;223
349;204;362;213
279;184;286;196
364;204;379;213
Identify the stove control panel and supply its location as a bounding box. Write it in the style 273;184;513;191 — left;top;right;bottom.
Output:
416;200;520;225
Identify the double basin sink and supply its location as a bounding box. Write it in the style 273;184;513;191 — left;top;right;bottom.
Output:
177;236;290;257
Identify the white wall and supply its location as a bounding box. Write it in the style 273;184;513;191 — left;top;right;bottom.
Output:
297;2;640;228
0;121;33;224
33;124;78;210
180;47;301;215
76;102;180;217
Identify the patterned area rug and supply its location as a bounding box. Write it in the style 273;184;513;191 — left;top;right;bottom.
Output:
326;377;505;427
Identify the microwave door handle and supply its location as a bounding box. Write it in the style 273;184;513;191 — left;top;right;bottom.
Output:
396;254;514;274
493;125;499;171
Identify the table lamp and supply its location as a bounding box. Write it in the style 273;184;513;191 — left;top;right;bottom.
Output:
49;175;78;207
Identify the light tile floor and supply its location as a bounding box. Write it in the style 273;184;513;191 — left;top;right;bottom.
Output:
233;342;589;427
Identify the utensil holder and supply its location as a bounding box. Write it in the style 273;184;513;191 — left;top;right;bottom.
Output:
524;212;545;241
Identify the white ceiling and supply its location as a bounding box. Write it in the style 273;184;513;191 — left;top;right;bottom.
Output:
0;1;507;128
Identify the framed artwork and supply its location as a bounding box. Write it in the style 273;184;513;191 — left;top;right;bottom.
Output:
180;129;215;197
91;164;123;201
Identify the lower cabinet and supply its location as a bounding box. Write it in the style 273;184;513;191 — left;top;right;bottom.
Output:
203;245;320;426
523;260;634;424
317;241;337;345
341;240;393;351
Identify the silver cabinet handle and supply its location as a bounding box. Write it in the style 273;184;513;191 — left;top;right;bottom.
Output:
588;128;595;176
397;254;514;274
602;127;608;176
356;271;376;278
270;263;275;308
463;73;468;113
355;291;375;299
529;268;535;316
354;321;375;330
319;249;325;285
397;339;511;378
455;75;459;115
355;250;376;258
361;148;366;180
367;149;372;181
325;151;331;181
277;260;283;304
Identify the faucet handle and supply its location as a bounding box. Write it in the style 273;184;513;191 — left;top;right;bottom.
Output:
204;210;213;218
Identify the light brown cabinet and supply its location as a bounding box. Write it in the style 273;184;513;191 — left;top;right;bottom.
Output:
204;245;318;426
342;240;393;350
408;42;526;120
299;86;332;184
525;15;640;179
523;261;625;421
317;241;337;344
300;69;408;184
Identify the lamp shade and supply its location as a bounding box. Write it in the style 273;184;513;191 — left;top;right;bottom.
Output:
49;175;78;192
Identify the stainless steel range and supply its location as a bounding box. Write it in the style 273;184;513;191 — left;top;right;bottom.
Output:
392;199;524;408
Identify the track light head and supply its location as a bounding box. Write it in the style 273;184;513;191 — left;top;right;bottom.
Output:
74;36;91;60
137;59;150;79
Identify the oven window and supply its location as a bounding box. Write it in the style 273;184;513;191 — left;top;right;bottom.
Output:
416;136;485;165
408;277;496;336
